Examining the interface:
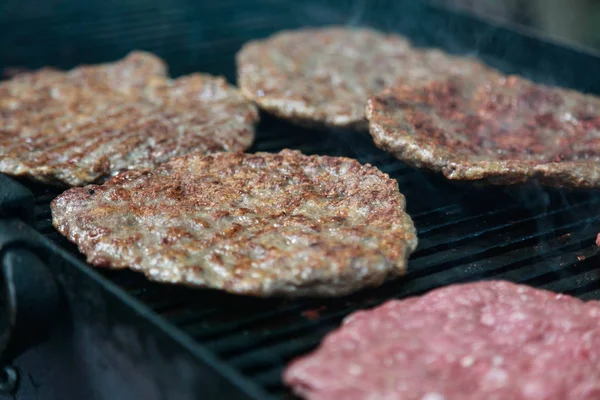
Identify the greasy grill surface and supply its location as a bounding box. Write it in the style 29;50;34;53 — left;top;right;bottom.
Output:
31;114;600;398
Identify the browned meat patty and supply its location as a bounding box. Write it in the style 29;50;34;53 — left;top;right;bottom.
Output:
0;51;258;186
236;27;415;130
51;150;418;297
285;280;600;400
367;71;600;187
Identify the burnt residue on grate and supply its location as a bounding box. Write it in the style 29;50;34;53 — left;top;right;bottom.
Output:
32;113;600;399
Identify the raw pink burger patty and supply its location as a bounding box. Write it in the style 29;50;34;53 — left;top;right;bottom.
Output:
284;280;600;400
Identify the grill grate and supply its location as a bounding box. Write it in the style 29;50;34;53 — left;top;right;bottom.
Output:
30;115;600;399
5;0;600;397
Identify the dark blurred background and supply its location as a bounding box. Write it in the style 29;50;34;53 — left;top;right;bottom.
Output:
433;0;600;50
1;0;599;83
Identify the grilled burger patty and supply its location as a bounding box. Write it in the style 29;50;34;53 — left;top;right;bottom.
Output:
236;27;414;130
367;72;600;187
285;281;600;400
51;150;417;297
236;27;495;131
0;51;258;186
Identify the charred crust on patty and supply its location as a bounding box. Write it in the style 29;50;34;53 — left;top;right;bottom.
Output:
0;51;259;186
51;149;418;297
236;27;414;130
367;72;600;188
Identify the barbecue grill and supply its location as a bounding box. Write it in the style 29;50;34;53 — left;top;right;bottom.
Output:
1;1;599;399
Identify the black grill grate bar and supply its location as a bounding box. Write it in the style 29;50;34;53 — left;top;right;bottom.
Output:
34;192;59;205
216;243;599;383
139;298;234;321
35;202;51;214
358;152;407;165
415;203;522;235
172;233;593;348
415;225;585;270
414;200;598;256
156;296;286;321
384;169;419;185
487;248;597;286
396;195;464;219
187;307;333;349
172;303;305;332
128;290;274;318
188;307;329;346
133;298;196;313
397;171;445;192
228;333;329;375
410;218;596;277
149;300;282;324
148;223;593;344
237;272;600;389
395;179;448;197
44;230;65;245
35;210;52;226
165;297;326;332
411;203;461;218
166;307;255;326
206;319;338;359
165;301;292;327
580;289;600;300
37;223;54;236
421;235;596;288
223;242;578;351
191;235;595;362
338;138;391;163
409;228;584;277
252;369;287;393
32;191;596;336
541;267;600;296
135;291;299;326
374;161;411;175
203;299;385;359
148;300;214;315
382;235;596;303
125;287;217;310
